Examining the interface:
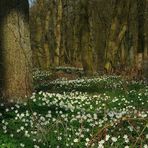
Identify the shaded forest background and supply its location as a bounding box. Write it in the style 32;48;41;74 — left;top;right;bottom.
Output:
0;0;148;103
30;0;148;77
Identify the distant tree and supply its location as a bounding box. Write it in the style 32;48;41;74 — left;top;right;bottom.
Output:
0;0;32;103
79;0;94;75
29;0;148;77
136;0;146;76
104;0;131;73
54;0;63;66
30;0;51;70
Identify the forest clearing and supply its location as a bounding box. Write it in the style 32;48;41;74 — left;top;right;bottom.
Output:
0;0;148;148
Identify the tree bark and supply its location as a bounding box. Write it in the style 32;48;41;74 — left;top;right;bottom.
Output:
54;0;62;66
105;0;131;73
0;0;32;103
79;0;94;75
136;0;146;77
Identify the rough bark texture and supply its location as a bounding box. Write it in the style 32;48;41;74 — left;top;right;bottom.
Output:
79;0;94;75
0;0;32;103
105;0;131;73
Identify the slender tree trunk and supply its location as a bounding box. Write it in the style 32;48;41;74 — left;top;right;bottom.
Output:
34;18;43;68
0;0;32;103
136;0;146;77
54;0;62;66
43;10;51;70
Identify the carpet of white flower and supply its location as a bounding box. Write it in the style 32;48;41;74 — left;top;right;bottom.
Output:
0;76;148;148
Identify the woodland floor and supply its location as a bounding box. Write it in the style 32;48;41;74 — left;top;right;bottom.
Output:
0;67;148;148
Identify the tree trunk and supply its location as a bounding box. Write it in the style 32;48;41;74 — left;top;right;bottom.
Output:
0;0;32;103
137;0;146;77
54;0;62;66
105;0;131;73
79;0;94;76
43;9;51;70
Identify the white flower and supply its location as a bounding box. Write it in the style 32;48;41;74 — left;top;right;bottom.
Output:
80;134;84;138
105;135;110;141
6;108;9;112
74;138;79;143
93;114;98;120
20;113;25;117
10;134;14;137
123;135;128;139
86;138;89;142
123;135;129;143
111;137;117;142
99;140;105;144
124;146;129;148
33;112;37;116
34;145;40;148
98;144;104;148
20;126;24;130
15;110;18;113
125;138;129;143
17;129;20;133
58;136;62;140
66;143;69;147
20;143;25;147
144;144;148;148
3;126;6;130
34;139;38;143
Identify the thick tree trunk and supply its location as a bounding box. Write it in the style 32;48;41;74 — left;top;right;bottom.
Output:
105;0;131;73
79;0;94;76
0;0;32;103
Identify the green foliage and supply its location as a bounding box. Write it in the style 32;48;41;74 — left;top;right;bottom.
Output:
0;73;148;148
